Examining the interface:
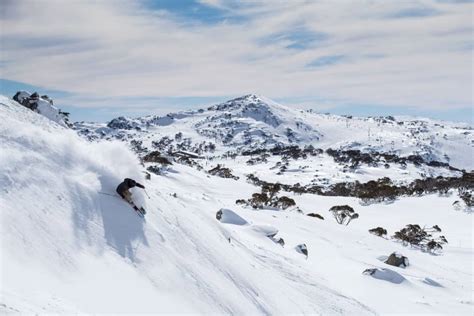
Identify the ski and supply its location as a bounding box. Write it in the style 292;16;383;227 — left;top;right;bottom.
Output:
130;203;146;218
98;192;146;218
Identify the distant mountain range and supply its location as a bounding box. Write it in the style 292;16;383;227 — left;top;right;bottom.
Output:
73;94;473;171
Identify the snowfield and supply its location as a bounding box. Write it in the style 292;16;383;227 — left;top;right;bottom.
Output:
1;95;473;314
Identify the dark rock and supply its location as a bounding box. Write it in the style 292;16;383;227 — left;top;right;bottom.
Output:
369;227;387;237
295;244;308;257
107;116;138;130
276;238;285;247
307;213;324;220
384;252;409;268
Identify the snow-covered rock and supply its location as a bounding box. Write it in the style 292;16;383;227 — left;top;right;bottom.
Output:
363;268;406;284
11;92;70;127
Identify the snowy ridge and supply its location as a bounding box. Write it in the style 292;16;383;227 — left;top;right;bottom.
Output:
1;96;473;314
73;94;472;191
74;94;473;170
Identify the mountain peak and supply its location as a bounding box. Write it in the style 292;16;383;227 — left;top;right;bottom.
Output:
210;94;281;112
241;94;262;101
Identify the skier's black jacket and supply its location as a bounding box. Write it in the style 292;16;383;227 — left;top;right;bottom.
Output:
116;178;145;197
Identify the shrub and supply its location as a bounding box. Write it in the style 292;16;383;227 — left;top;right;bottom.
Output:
237;183;296;210
459;187;474;207
392;224;448;253
143;151;172;165
208;164;239;180
275;196;296;209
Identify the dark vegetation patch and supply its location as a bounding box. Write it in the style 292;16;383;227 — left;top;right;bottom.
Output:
242;145;322;160
393;224;447;253
208;165;239;180
246;172;473;203
236;183;296;210
142;151;172;165
326;148;459;171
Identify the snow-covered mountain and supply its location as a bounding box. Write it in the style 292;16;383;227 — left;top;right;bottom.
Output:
1;94;473;314
73;94;472;191
75;94;473;170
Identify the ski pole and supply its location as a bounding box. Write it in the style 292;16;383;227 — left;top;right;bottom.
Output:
144;190;151;199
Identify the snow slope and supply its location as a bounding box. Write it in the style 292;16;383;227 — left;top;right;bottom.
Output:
1;96;473;314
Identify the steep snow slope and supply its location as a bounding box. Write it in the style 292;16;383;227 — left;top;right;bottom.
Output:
0;96;371;314
1;96;473;314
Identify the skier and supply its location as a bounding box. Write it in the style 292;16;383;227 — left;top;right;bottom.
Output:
116;178;146;213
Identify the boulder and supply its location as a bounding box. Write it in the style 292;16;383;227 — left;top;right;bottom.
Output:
41;95;53;105
107;116;138;130
216;208;248;226
384;252;409;268
369;227;387;237
276;238;285;247
295;244;308;258
13;91;69;127
13;91;31;104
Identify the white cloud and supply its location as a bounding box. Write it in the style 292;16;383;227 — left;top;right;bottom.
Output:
0;0;472;111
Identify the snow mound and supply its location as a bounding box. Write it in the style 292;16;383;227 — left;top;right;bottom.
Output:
35;98;69;127
216;208;249;225
363;268;406;284
422;277;443;287
249;224;279;237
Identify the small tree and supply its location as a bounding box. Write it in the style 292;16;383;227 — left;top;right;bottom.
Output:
262;183;281;203
249;193;268;209
458;187;474;211
329;205;359;225
428;235;448;253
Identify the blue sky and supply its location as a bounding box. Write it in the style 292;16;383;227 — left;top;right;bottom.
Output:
0;0;472;123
